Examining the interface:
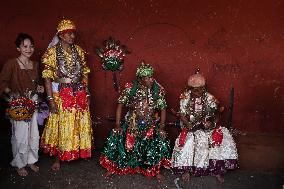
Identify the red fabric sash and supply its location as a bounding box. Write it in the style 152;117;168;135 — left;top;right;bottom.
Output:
179;128;189;147
211;126;223;147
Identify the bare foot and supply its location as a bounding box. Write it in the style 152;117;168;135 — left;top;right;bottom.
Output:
28;164;39;172
182;172;191;182
216;174;224;183
103;171;113;179
16;167;28;177
51;159;60;171
156;173;165;182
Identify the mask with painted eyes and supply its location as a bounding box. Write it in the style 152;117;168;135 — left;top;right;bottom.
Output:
7;97;36;121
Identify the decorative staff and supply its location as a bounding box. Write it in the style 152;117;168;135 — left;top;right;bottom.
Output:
227;85;234;130
96;37;130;92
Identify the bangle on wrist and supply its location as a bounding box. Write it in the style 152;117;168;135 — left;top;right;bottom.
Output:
186;122;192;128
160;123;165;128
47;95;53;101
86;88;91;96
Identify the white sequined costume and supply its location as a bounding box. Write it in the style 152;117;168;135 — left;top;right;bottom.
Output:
171;90;238;176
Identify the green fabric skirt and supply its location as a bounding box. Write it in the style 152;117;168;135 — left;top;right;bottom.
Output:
100;121;171;177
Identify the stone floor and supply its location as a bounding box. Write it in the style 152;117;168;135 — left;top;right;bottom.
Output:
0;113;283;189
0;151;283;189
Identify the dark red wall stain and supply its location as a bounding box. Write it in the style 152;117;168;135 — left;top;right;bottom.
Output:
0;0;283;147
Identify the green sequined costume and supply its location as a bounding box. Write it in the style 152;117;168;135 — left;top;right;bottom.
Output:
100;80;171;177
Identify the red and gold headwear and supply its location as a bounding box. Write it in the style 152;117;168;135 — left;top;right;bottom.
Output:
57;19;76;34
47;19;76;48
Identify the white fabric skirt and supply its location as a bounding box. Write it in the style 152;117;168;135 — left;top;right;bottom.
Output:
171;127;238;176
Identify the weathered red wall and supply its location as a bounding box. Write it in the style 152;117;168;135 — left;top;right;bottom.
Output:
1;0;283;147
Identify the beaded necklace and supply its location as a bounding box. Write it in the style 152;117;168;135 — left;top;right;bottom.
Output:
56;42;82;78
187;90;207;124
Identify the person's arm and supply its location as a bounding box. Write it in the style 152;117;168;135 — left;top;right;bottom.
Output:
45;78;58;113
115;103;123;128
113;103;123;134
158;108;167;138
114;82;132;134
180;115;193;129
159;108;166;129
179;90;193;129
34;61;44;94
76;45;90;86
41;47;58;112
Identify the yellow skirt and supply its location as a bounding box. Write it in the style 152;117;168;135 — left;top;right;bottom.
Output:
41;93;93;161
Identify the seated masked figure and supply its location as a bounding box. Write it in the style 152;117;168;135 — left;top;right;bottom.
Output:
171;71;238;183
100;62;171;181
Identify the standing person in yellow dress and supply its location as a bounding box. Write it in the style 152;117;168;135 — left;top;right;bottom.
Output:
40;19;93;171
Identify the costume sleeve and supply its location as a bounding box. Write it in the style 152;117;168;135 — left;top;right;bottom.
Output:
155;86;167;110
76;45;90;76
179;90;190;116
205;92;219;117
42;47;57;79
117;83;132;105
0;61;12;95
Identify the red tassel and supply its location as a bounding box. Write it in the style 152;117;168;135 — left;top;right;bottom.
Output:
211;126;223;147
145;125;154;139
179;128;189;147
125;82;132;89
125;129;136;151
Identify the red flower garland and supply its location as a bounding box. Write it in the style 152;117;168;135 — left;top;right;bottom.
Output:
60;87;75;110
75;90;88;111
59;87;88;111
125;129;136;152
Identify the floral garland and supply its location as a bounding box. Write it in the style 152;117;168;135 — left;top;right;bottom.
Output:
186;90;218;126
59;87;88;111
187;90;207;125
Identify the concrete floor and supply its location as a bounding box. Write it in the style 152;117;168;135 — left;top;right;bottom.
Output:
0;151;283;189
0;116;283;189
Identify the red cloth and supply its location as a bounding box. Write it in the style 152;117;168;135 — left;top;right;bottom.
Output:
60;87;75;110
179;128;189;147
145;125;154;139
211;126;223;147
75;90;88;110
125;129;136;151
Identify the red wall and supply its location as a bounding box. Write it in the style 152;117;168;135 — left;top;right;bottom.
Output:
1;0;283;147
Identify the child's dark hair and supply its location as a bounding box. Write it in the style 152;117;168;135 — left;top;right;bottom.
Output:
15;33;34;47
